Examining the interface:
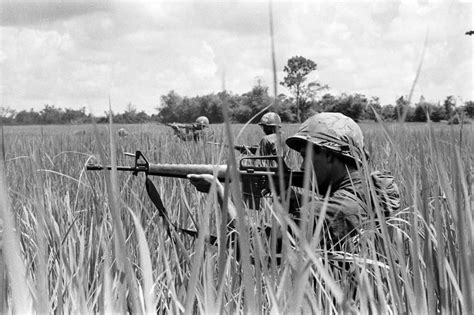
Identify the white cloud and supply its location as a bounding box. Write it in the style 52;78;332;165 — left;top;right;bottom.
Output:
0;0;472;115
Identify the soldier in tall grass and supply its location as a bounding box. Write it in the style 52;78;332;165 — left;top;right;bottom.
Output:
256;112;285;156
284;113;400;249
169;116;213;142
233;112;286;157
189;112;400;250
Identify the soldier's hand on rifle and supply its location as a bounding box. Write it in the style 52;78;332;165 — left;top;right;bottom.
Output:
170;124;179;131
187;174;219;193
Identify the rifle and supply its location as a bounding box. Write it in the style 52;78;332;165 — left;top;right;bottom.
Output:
207;141;258;155
167;122;204;131
86;150;304;210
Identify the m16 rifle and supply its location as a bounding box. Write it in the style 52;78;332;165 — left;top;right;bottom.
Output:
167;122;204;131
207;141;258;155
168;123;212;142
86;150;304;210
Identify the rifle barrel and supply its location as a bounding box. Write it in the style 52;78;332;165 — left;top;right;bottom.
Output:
86;164;136;171
87;163;229;179
147;163;228;179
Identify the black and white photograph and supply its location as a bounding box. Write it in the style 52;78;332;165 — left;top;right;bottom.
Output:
0;0;472;313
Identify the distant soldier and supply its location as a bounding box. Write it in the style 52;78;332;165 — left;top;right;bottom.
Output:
73;130;86;136
232;112;286;157
256;112;285;156
169;116;212;142
118;128;129;138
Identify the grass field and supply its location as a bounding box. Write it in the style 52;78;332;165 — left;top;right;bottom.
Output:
0;120;473;313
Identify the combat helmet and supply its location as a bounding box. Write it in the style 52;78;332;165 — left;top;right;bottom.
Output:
286;112;368;162
258;112;281;127
195;116;210;127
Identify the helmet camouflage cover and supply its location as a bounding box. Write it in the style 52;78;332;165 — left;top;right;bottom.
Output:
258;112;281;126
195;116;210;127
286;112;368;162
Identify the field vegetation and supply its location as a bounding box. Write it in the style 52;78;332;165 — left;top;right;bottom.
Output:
0;119;472;313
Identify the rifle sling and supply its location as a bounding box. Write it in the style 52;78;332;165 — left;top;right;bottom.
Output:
145;176;217;244
145;177;262;264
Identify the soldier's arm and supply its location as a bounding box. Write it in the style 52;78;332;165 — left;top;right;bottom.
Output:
296;191;363;242
257;137;274;156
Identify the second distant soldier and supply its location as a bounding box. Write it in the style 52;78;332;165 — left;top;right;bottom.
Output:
257;112;285;156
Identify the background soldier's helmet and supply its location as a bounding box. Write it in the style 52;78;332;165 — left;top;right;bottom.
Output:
258;112;281;127
195;116;210;127
286;112;368;162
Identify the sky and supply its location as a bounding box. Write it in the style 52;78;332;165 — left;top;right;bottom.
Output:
0;0;472;116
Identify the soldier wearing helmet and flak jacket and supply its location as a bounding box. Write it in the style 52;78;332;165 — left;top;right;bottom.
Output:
187;112;400;249
235;112;286;157
169;116;213;142
257;112;285;156
284;112;400;246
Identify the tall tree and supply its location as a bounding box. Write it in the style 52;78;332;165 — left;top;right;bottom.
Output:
443;95;456;120
244;84;272;113
381;104;396;121
15;109;41;124
40;104;64;124
0;106;16;124
395;96;411;121
414;103;428;122
429;105;445;122
363;97;382;121
464;101;474;118
280;56;324;122
325;93;366;122
156;90;182;122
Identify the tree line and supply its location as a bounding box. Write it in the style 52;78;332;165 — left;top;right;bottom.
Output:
1;56;473;125
2;91;472;126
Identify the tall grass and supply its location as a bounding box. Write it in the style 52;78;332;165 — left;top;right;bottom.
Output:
0;120;472;313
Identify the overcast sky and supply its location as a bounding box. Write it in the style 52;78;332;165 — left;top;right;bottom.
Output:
1;0;472;116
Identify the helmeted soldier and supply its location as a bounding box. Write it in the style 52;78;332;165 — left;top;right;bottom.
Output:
169;116;212;142
231;112;285;157
195;116;210;129
257;112;285;156
188;112;400;248
285;112;400;245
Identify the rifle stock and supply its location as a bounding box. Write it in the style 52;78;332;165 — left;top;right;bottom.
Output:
86;151;304;210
